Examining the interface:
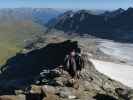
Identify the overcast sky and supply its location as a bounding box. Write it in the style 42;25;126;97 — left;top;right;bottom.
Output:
0;0;132;10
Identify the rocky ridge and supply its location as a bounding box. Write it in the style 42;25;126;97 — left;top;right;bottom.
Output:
0;34;133;100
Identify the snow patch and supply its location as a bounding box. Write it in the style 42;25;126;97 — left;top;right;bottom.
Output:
90;59;133;88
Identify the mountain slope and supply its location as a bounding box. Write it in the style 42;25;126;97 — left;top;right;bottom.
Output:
0;20;45;65
50;8;133;43
0;8;64;65
0;8;65;24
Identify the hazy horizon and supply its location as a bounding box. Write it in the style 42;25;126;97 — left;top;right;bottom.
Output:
0;7;132;11
0;0;132;10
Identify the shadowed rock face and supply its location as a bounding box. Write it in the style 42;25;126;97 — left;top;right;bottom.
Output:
0;40;80;89
93;94;118;100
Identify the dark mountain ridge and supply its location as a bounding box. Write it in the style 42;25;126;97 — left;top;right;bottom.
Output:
102;8;125;18
49;7;133;43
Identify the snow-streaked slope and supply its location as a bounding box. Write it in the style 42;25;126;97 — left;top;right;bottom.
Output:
90;59;133;88
98;39;133;65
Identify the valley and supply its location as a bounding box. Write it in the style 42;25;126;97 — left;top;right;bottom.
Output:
0;8;64;65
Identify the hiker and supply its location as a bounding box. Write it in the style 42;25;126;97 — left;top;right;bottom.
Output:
64;49;77;78
64;48;85;79
75;52;85;78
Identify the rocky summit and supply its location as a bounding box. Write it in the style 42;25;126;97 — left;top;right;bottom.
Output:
0;37;133;100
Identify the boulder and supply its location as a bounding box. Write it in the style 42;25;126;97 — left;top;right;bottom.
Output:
42;85;58;95
54;75;68;86
14;90;24;95
0;94;25;100
30;85;42;94
42;94;59;100
59;87;77;99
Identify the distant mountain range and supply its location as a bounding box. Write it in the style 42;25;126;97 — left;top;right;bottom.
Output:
0;8;65;24
49;7;133;43
0;8;65;64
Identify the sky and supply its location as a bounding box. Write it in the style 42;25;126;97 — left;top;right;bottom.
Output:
0;0;132;10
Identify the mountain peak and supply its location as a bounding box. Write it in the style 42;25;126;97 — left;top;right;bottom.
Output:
122;7;133;15
116;8;125;13
101;8;124;18
127;7;133;12
62;10;74;17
